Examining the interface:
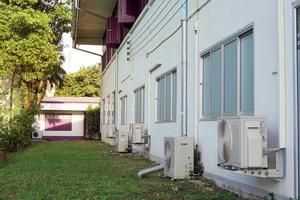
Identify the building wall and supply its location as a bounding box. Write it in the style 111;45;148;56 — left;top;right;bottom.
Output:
101;0;298;198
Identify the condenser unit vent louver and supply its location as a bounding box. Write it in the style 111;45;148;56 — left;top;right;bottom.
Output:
164;137;193;179
217;117;268;170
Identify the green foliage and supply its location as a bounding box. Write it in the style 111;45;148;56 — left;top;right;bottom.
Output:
0;107;35;152
0;141;244;199
0;0;70;108
56;65;101;97
87;106;100;138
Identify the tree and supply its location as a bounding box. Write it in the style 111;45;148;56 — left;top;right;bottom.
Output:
0;0;71;108
56;65;101;97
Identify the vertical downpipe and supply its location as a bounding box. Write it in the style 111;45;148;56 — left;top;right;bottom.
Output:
115;52;119;131
194;0;200;145
278;0;286;149
181;0;188;137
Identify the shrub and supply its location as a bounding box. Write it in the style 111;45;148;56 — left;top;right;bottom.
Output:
0;108;35;152
87;106;100;139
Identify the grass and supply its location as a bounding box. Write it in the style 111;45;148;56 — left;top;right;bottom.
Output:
0;141;244;200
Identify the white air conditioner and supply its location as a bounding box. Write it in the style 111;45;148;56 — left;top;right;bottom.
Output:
129;123;144;144
217;116;268;169
164;137;194;179
107;125;116;138
32;119;43;139
117;132;128;153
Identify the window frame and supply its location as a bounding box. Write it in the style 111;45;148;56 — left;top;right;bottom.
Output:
155;68;177;123
200;27;255;120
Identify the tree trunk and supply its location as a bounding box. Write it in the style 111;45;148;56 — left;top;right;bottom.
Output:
9;69;17;110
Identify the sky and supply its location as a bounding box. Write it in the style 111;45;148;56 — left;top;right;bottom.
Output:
62;33;102;73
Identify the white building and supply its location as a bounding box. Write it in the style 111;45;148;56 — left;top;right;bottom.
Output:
73;0;300;199
34;97;100;140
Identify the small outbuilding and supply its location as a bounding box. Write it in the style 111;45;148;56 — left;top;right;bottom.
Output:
33;97;100;140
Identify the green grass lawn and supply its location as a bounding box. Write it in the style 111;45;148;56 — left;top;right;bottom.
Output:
0;141;244;200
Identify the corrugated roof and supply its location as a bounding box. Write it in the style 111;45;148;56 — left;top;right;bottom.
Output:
42;97;100;103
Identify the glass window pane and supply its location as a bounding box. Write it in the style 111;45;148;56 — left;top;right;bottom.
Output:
172;71;177;120
157;79;161;121
224;40;238;114
240;32;254;114
141;88;144;122
160;77;166;121
166;73;172;120
203;54;211;116
157;78;165;122
135;91;138;122
211;49;222;116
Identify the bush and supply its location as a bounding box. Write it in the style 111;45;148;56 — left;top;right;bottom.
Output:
0;108;35;152
87;106;100;139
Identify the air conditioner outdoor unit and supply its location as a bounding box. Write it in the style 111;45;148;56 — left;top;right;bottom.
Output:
164;137;194;179
117;132;128;153
217;116;268;170
107;125;116;138
129;123;144;144
32;119;43;139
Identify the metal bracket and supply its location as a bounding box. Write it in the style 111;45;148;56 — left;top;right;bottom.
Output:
219;148;285;179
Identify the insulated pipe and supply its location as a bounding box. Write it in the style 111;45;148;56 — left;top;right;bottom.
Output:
137;164;164;178
278;0;287;149
181;0;188;137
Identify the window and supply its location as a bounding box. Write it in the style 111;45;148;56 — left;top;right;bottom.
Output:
112;92;115;124
134;87;145;123
107;96;110;124
45;114;72;131
202;30;254;118
156;70;177;122
120;96;127;125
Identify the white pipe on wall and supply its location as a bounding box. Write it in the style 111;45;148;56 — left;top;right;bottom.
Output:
193;0;200;146
278;0;287;149
115;53;119;131
181;0;188;137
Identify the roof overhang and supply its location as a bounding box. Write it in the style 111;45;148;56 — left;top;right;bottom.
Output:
72;0;117;46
